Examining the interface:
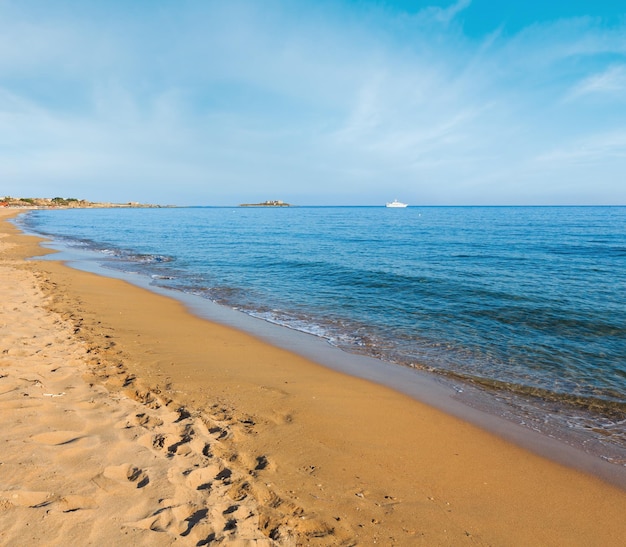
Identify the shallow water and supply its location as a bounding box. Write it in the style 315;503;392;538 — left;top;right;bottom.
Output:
19;206;626;462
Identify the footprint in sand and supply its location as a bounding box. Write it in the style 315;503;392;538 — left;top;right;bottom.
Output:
131;411;164;429
102;463;150;488
53;495;99;513
166;426;194;457
130;500;214;540
180;465;221;491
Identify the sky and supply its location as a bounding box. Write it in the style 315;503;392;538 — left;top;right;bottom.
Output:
1;0;625;206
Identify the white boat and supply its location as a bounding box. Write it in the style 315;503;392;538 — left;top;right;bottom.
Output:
386;199;408;208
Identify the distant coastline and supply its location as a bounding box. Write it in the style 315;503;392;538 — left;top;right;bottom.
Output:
1;196;168;209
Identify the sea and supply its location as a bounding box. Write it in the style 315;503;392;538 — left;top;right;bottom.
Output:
17;206;626;464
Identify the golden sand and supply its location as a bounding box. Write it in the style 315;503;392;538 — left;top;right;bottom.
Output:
1;209;625;546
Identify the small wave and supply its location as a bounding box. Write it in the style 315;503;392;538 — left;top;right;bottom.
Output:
441;371;626;417
247;310;335;340
136;254;173;264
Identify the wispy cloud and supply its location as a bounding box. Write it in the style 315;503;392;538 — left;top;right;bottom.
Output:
567;64;626;100
534;130;626;164
415;0;472;25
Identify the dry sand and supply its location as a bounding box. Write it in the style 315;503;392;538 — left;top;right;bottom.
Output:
1;208;625;546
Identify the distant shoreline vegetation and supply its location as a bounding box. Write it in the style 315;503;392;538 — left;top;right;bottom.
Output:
239;200;292;207
1;196;166;209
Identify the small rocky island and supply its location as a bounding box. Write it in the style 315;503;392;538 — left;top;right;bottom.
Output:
239;200;292;207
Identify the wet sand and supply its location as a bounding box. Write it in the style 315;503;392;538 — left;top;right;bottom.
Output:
1;208;626;546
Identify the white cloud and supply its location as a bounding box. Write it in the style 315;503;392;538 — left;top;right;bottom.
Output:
567;64;626;100
409;0;472;26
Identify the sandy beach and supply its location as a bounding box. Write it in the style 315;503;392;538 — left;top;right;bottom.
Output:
1;208;626;546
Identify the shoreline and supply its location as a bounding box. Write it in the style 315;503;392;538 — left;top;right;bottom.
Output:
20;210;626;483
2;208;626;545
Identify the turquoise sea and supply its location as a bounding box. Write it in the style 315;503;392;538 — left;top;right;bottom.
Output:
18;206;626;463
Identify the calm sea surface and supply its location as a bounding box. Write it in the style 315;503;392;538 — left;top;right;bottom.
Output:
19;206;626;461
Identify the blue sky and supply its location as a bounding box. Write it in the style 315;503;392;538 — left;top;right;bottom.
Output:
1;0;625;205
